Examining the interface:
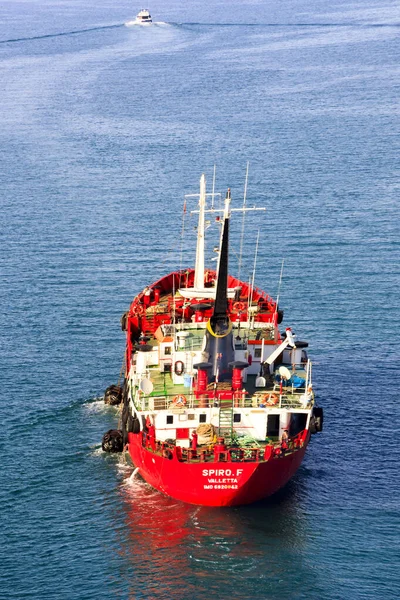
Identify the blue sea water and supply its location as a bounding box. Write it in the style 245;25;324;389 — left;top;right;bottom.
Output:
1;1;399;598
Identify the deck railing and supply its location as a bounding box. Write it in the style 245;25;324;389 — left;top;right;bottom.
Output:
135;389;312;412
138;429;308;464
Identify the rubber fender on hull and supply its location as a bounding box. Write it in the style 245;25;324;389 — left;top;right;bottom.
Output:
310;407;323;434
102;429;123;452
104;384;123;406
313;406;323;432
120;311;128;331
124;413;146;439
309;417;317;434
121;401;130;444
127;415;141;434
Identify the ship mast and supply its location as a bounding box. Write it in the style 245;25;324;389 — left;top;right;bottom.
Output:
194;174;206;290
179;171;264;300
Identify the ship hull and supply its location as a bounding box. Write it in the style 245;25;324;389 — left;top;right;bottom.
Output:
127;433;310;507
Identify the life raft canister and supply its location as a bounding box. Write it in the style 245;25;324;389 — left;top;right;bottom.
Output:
174;360;185;376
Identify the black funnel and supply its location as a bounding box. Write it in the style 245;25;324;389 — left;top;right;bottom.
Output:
212;188;230;322
204;189;234;380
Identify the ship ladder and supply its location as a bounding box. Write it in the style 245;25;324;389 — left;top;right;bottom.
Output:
218;399;234;443
143;312;155;336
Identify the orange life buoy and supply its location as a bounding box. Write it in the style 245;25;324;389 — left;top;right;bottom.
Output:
266;393;279;406
133;304;145;316
233;301;245;312
172;394;187;407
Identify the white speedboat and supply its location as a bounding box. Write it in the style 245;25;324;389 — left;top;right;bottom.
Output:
134;9;152;25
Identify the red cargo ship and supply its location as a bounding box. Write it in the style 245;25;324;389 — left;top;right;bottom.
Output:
118;174;322;506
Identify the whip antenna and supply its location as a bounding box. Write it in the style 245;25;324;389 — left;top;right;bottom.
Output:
248;228;260;315
237;161;249;280
179;194;187;285
211;164;216;209
276;259;285;309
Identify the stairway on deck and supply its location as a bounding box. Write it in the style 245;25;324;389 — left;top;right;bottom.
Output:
218;400;234;442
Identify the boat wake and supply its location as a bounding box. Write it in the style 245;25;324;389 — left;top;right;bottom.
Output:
124;467;140;483
173;21;400;28
124;21;171;28
82;397;111;415
1;20;396;44
122;470;157;496
91;445;105;457
0;23;124;45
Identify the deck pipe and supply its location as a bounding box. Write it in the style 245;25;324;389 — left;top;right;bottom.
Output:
193;362;212;394
229;360;249;391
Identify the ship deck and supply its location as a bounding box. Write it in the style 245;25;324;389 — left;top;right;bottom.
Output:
133;371;309;411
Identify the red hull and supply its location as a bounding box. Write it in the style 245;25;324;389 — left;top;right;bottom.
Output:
127;433;310;506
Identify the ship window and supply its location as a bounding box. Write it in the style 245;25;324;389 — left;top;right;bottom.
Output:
267;414;280;438
233;413;241;423
254;348;262;358
166;415;173;425
199;414;207;423
188;413;195;420
164;346;172;355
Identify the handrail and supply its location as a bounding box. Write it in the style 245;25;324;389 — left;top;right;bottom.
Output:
140;429;308;464
133;388;313;412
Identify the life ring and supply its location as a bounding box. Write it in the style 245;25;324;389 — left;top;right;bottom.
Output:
233;301;245;312
174;360;185;376
172;394;187;407
133;304;144;316
266;393;279;406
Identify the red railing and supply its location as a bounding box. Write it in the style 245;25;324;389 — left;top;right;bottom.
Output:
139;429;308;464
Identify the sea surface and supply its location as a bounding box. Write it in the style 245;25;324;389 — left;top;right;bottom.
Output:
1;1;399;598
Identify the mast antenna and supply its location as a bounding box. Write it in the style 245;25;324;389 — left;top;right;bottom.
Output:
238;161;249;280
248;228;260;315
211;164;216;209
179;194;188;284
276;259;285;309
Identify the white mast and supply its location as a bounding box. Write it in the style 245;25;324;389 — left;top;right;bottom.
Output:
179;172;264;300
238;161;249;280
211;165;216;209
194;174;206;290
248;229;260;314
276;259;285;310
